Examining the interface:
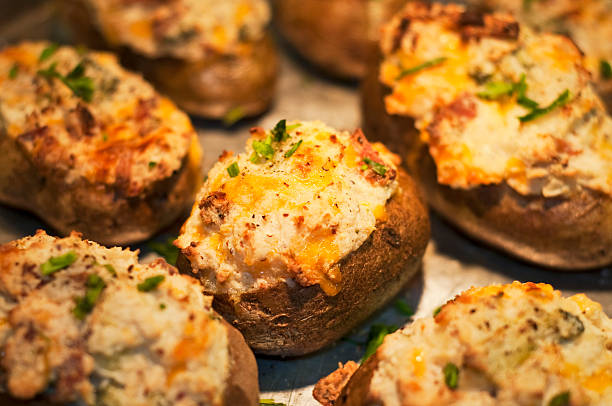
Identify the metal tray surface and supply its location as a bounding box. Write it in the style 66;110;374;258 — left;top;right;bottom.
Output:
0;3;610;405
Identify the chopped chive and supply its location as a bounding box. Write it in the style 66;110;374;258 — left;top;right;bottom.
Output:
361;164;369;171
41;251;78;276
600;60;612;80
252;139;275;160
394;299;414;317
227;162;240;177
148;161;157;169
476;81;515;100
103;264;116;276
102;132;109;142
443;362;459;389
284;140;303;158
160;303;166;310
37;60;94;102
137;275;165;292
396;57;447;80
515;74;539;109
548;392;570;406
223;106;245;126
39;43;59;62
8;64;18;79
286;123;302;132
271;119;289;142
148;238;179;266
519;89;570;123
363;157;388;176
363;324;398;361
433;305;443;317
73;274;106;320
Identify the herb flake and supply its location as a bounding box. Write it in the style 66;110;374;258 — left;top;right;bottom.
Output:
476;81;515;100
41;251;78;276
443;362;459;389
548;391;570;406
271;119;289;142
396;57;447;80
284;140;303;158
148;238;179;266
394;299;414;317
363;157;388;176
601;60;612;80
8;64;18;79
37;61;94;102
252;138;275;160
138;275;165;292
73;274;106;320
519;90;570;123
227;162;240;177
363;324;398;360
39;43;59;62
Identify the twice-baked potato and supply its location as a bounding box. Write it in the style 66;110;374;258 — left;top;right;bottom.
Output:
59;0;279;119
175;120;430;356
272;0;405;80
0;230;258;406
362;2;612;269
0;42;202;245
314;282;612;406
463;0;612;109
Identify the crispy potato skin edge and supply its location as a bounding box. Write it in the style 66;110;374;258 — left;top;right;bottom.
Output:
178;168;430;356
361;57;612;270
334;353;381;406
57;0;279;119
0;133;201;246
272;0;404;80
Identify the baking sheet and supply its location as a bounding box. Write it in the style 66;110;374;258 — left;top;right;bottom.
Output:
0;3;610;405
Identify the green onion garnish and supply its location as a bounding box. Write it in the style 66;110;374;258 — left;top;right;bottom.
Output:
73;274;106;320
284;140;303;158
227;162;240;177
443;362;459;389
137;275;165;292
41;251;78;276
519;89;570;123
396;57;447;80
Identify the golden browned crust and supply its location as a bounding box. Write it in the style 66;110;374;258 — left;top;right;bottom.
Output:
272;0;404;80
334;353;381;406
313;361;360;406
177;168;430;356
362;62;612;269
0;133;201;246
221;319;260;406
57;0;278;119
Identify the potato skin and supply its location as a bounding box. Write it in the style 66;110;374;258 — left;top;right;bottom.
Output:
272;0;404;80
362;60;612;269
178;168;430;356
0;130;201;247
57;0;278;119
335;353;380;406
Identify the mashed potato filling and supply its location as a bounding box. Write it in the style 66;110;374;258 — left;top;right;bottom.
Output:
177;121;398;296
87;0;270;59
379;3;612;197
371;282;612;406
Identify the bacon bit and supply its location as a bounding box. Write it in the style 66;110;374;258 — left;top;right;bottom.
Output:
249;126;266;138
66;103;96;139
199;191;230;226
313;361;360;406
294;216;305;227
392;16;411;52
218;150;233;161
329;134;338;143
461;13;519;41
135;98;158;122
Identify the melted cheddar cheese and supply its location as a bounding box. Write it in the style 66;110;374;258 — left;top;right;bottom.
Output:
379;3;612;197
176;121;399;296
0;42;198;197
369;282;612;406
85;0;270;60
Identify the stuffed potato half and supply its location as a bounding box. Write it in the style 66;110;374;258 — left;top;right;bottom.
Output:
0;42;201;245
175;120;430;356
59;0;279;119
362;2;612;269
315;282;612;406
272;0;405;80
0;231;258;406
